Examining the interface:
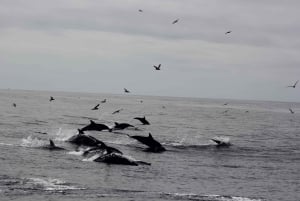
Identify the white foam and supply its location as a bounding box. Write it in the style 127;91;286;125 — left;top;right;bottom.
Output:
21;136;45;147
27;177;84;191
54;128;78;141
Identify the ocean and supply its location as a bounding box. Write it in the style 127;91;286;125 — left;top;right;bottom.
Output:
0;89;299;201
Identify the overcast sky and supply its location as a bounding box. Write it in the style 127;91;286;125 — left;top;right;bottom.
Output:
0;0;300;102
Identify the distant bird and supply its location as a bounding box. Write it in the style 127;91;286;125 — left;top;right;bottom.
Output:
140;100;143;103
223;103;228;106
112;109;123;114
12;103;16;107
287;80;299;88
222;110;229;114
172;19;179;24
134;116;150;125
245;110;249;113
138;9;143;12
101;99;107;103
49;96;55;102
153;64;161;70
91;104;100;110
289;108;295;114
225;31;231;34
124;88;130;93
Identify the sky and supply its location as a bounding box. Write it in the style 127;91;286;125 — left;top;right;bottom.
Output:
0;0;300;102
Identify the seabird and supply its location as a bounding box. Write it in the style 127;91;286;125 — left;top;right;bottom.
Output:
124;88;130;93
289;108;295;114
12;103;16;107
172;19;179;24
91;104;100;110
287;80;299;88
49;96;55;102
225;31;231;34
153;64;161;70
138;9;143;12
101;99;106;103
112;109;123;114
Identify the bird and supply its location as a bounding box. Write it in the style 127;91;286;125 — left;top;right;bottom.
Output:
172;19;179;24
289;108;295;114
112;109;123;114
91;104;100;110
223;103;228;106
12;103;16;107
138;9;143;12
101;99;107;103
287;80;299;88
124;88;130;93
153;64;161;70
225;31;231;34
49;96;55;102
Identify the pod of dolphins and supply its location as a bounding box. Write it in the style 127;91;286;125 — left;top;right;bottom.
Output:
41;114;169;166
34;97;231;166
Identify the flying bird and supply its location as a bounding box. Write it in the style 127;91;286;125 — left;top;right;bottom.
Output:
153;64;161;70
49;96;55;102
223;103;228;106
112;109;123;114
91;104;100;110
138;9;143;12
287;80;299;88
172;19;179;24
289;108;295;114
101;99;107;103
225;31;232;34
124;88;130;93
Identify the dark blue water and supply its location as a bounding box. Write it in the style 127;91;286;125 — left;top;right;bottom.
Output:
0;89;299;201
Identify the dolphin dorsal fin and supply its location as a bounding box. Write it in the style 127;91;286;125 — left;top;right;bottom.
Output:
49;139;55;147
148;133;153;139
114;122;119;126
78;129;84;135
90;120;95;124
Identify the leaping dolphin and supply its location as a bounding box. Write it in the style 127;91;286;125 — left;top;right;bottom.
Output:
83;141;122;156
68;129;103;147
81;120;112;132
128;133;166;152
134;116;150;125
113;122;134;130
94;153;151;166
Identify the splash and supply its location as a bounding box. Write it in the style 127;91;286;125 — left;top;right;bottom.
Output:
25;177;84;191
21;136;46;147
53;128;78;142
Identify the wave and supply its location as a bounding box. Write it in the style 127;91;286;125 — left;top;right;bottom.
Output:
25;177;84;191
160;192;264;201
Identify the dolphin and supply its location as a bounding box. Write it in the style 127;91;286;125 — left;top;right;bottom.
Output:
67;129;103;147
94;153;151;166
83;141;122;156
113;122;134;130
211;137;231;147
128;133;166;152
42;140;65;151
81;120;112;132
134;116;150;125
